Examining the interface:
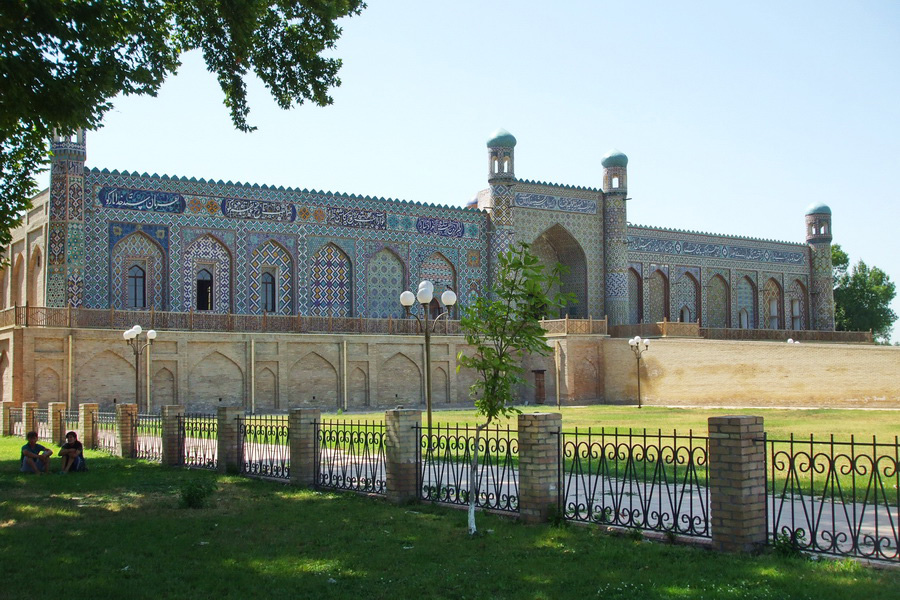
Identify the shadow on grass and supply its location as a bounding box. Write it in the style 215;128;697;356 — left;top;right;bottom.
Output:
1;438;897;600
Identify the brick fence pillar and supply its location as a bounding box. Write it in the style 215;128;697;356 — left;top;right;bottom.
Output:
48;402;66;445
384;409;422;504
161;405;185;467
289;409;321;486
518;412;563;523
217;406;244;475
0;401;12;436
23;402;38;435
708;415;767;553
116;403;138;458
79;403;98;449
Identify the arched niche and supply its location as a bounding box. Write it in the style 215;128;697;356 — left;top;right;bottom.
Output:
532;224;588;318
288;352;338;408
309;243;352;317
188;351;244;411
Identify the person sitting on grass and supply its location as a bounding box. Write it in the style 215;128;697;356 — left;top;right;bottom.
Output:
59;431;86;473
21;431;53;475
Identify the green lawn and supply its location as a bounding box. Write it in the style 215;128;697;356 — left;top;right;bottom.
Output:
324;405;900;441
1;436;897;599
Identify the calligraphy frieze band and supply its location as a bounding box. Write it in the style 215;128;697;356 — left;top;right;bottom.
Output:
513;192;597;214
222;198;296;222
326;206;387;230
416;216;465;238
628;236;805;265
98;187;185;214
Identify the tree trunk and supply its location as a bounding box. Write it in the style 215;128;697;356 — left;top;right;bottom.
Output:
468;421;489;535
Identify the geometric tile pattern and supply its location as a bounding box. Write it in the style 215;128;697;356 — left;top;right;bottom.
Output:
706;274;730;328
420;251;456;294
647;269;668;323
309;243;352;317
762;277;783;329
110;231;166;310
627;268;642;325
366;248;405;319
249;240;293;315
673;271;699;323
603;196;628;325
787;278;809;330
736;276;757;329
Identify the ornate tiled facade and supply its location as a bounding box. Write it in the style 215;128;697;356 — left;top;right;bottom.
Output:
33;128;833;332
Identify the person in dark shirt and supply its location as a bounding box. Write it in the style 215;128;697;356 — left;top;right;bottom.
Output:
59;431;86;473
21;431;53;474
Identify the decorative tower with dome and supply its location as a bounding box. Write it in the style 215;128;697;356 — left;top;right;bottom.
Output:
47;128;88;308
602;150;630;326
485;129;517;292
806;203;835;330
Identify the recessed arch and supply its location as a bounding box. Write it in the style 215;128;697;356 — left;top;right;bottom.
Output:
255;367;277;412
188;351;244;411
787;279;809;330
111;231;167;310
182;234;232;313
763;277;784;329
11;254;25;306
675;271;700;323
151;367;175;411
627;267;643;324
646;269;669;323
366;247;405;318
250;239;293;315
532;224;587;318
379;352;421;406
706;274;730;328
77;350;136;408
736;276;757;329
27;246;43;306
289;351;338;408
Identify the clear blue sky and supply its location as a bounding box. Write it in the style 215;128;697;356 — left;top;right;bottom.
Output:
55;1;900;339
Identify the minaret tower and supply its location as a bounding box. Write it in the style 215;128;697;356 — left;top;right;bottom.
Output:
805;203;835;330
602;150;629;325
47;129;87;307
485;129;517;292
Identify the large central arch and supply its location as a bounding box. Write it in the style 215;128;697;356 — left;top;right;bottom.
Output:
531;224;588;318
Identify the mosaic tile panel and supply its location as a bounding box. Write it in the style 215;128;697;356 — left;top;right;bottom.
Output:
419;251;457;293
366;248;405;318
647;269;669;323
309;243;352;317
249;240;293;315
181;235;232;313
673;271;699;323
787;278;809;330
762;277;783;329
706;274;730;328
627;268;642;325
604;198;628;325
736;277;757;329
110;232;166;310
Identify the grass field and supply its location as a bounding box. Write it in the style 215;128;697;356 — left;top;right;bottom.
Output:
1;436;898;599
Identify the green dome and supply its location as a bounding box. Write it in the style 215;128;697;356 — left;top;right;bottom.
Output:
805;202;832;216
602;150;628;168
487;128;517;148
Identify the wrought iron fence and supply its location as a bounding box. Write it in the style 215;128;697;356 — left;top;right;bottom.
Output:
315;420;386;495
418;424;519;513
765;434;899;562
238;415;289;479
134;413;162;461
95;412;118;454
63;410;80;440
35;408;50;440
10;407;24;437
180;413;218;469
559;428;710;538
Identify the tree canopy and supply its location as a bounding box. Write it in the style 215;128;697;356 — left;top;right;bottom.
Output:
832;244;897;343
0;0;364;254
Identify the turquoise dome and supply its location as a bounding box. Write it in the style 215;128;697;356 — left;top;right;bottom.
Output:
601;150;628;168
487;128;517;148
805;202;832;216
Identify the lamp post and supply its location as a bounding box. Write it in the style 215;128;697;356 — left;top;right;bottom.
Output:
399;280;457;431
123;325;157;411
628;336;650;409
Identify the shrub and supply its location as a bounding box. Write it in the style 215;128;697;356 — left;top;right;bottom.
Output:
179;479;216;509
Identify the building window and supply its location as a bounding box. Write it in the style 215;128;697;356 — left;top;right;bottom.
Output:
739;308;750;329
791;299;802;330
262;272;276;313
127;265;145;308
197;269;213;311
768;298;779;329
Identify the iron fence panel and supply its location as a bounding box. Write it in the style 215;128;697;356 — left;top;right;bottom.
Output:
63;410;80;440
95;412;118;454
765;434;899;563
180;413;218;469
10;408;24;437
315;420;386;495
35;409;50;440
238;415;289;479
559;428;710;538
418;424;519;513
134;414;162;461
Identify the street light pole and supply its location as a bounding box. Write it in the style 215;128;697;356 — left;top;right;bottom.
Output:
123;325;157;411
628;336;650;409
399;281;457;432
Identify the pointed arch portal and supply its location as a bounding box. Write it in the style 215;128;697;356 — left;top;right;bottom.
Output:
532;224;587;318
